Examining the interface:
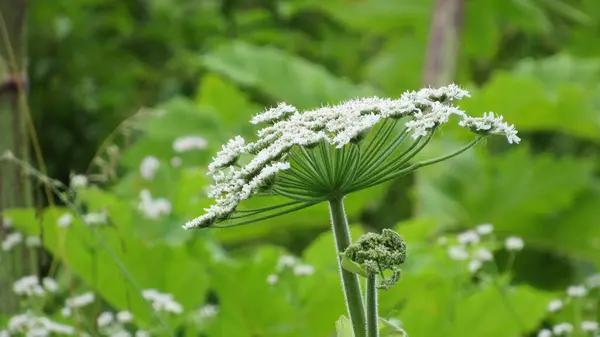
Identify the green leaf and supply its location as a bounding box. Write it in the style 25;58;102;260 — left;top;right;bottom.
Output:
335;315;354;337
340;253;368;277
201;41;377;108
379;317;408;336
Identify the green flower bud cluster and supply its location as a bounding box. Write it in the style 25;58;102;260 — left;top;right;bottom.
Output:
342;229;407;289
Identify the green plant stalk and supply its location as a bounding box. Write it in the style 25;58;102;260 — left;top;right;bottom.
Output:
328;197;367;337
366;274;379;337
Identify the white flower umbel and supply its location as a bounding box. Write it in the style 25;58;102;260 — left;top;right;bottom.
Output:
65;292;95;308
537;329;552;337
57;213;73;228
547;299;563;312
185;84;520;229
448;245;469;261
581;321;598;332
566;285;587;297
137;190;172;220
552;322;573;335
293;264;315;276
475;223;494;235
116;311;133;323
140;156;160;180
83;212;108;226
8;311;75;335
142;289;183;314
70;174;88;189
2;232;23;251
266;274;278;285
13;275;45;297
97;311;114;328
173;136;208;152
505;237;524;251
457;230;480;245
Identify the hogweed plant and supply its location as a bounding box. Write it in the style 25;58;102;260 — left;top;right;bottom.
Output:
184;84;520;337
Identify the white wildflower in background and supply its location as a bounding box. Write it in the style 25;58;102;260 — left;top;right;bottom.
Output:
140;156;160;180
2;216;12;229
436;236;448;246
83;212;107;226
13;275;45;297
457;231;480;245
184;84;520;229
25;236;41;248
547;299;563;312
552;322;573;335
173;136;208;152
293;264;315;276
61;307;71;317
42;277;58;293
537;329;552;337
566;285;587;297
70;174;88;189
2;232;23;251
472;248;493;262
198;304;219;319
65;292;95;309
116;311;133;323
586;273;600;288
448;245;469;261
142;289;183;314
97;311;114;328
266;274;278;285
581;321;598;332
137;190;172;220
57;213;73;227
8;311;74;335
0;330;8;337
468;260;483;273
276;255;297;271
475;223;494;235
170;157;182;167
135;330;150;337
505;237;524;251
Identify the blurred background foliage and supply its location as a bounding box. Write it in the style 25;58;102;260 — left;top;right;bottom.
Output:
1;0;600;336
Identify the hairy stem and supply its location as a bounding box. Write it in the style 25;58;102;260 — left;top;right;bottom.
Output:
366;275;379;337
328;197;366;337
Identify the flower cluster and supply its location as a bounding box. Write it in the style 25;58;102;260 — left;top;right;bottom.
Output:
537;282;599;337
6;311;75;336
62;292;95;316
173;136;208;152
185;84;519;230
137;190;172;220
442;223;524;274
266;254;315;285
141;289;183;314
342;229;407;289
13;275;58;297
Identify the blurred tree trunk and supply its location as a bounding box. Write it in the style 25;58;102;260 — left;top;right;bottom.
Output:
0;0;32;314
422;0;465;87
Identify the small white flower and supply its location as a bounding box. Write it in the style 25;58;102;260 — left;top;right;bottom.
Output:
276;255;297;270
170;157;182;167
457;230;480;245
13;275;45;297
42;277;59;293
2;232;23;251
566;285;587;297
142;289;183;314
547;299;563;312
70;174;88;188
198;304;219;319
97;311;114;328
137;190;172;220
537;329;552;337
61;306;72;317
173;136;208;152
116;311;133;323
552;322;573;335
448;245;468;261
251;102;298;124
2;216;12;229
468;260;483;273
57;213;73;227
135;330;150;337
83;212;107;226
581;321;598;332
266;274;278;285
140;156;160;180
293;264;315;276
65;292;95;308
505;236;524;251
586;273;600;288
25;236;41;248
472;248;493;262
475;223;494;235
0;329;9;337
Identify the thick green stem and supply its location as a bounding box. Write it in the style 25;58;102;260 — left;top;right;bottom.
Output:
366;275;379;337
328;197;367;337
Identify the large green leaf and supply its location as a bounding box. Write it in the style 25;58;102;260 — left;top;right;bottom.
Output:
201;41;377;109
